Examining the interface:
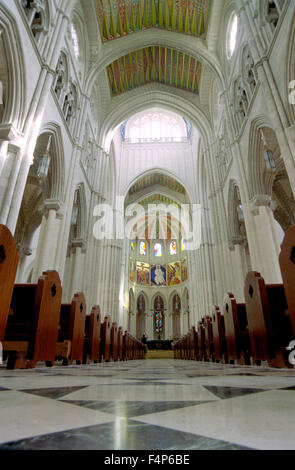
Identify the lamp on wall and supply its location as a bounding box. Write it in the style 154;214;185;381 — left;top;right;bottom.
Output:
37;135;52;181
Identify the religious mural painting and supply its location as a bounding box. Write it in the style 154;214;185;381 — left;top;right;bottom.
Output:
167;261;181;286
151;264;166;286
136;262;150;286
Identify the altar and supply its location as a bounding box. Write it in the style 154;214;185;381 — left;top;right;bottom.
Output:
147;340;173;351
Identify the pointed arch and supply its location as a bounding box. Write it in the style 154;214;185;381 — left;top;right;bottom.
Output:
0;3;25;132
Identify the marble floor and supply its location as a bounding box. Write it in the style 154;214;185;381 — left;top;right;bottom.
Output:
0;359;295;450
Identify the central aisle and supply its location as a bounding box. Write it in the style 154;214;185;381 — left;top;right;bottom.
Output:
0;359;295;450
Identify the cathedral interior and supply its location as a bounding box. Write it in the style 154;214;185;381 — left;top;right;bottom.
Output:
0;0;295;452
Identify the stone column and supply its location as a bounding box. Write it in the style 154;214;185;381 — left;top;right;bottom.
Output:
15;244;32;283
0;144;22;227
31;199;62;282
247;195;282;283
69;238;87;297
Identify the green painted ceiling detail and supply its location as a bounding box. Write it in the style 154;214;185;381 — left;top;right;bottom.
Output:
107;46;202;96
95;0;211;42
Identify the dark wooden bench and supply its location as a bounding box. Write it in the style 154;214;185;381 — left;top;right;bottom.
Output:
223;293;251;365
197;320;206;361
110;321;118;362
211;306;227;363
3;270;62;369
279;226;295;337
82;305;101;364
190;326;198;361
204;316;214;361
244;271;293;367
0;224;19;343
56;292;86;365
117;326;123;361
100;315;111;362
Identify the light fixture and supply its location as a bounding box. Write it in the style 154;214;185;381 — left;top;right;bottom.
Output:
37;135;52;180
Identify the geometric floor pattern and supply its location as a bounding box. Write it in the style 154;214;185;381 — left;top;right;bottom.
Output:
0;359;295;450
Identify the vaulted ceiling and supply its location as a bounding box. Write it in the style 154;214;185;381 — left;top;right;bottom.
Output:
94;0;211;43
107;46;202;96
128;173;186;197
93;0;213;98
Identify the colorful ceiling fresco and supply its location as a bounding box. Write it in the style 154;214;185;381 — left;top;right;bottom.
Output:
128;173;186;196
107;46;202;96
95;0;211;43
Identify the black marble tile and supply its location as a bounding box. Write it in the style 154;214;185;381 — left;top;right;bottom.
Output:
0;419;253;450
20;386;89;399
203;385;266;400
0;387;10;391
280;386;295;391
59;400;217;417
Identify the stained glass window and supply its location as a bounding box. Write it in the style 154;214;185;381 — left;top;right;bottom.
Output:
170;241;177;255
154;243;162;257
155;311;164;334
71;24;80;59
181;238;185;252
131;242;135;252
140;241;146;256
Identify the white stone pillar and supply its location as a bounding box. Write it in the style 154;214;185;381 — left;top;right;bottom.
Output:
31;200;62;282
247;196;282;283
0;144;22;226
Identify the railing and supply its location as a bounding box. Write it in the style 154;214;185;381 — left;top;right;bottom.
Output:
123;137;189;144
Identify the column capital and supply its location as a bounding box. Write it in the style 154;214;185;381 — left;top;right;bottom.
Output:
250;194;277;214
72;238;87;252
17;243;32;257
0;123;19;141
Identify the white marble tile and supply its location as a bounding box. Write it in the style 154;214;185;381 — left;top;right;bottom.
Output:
132;390;295;450
0;390;115;445
60;384;219;402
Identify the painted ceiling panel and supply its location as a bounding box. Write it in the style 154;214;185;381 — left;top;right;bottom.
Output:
95;0;211;43
107;46;202;96
128;173;186;196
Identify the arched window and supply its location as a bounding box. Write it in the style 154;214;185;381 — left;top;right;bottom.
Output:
154;243;162;257
226;13;238;59
140;241;147;256
169;241;177;255
181;238;185;252
125;108;189;143
71;23;80;59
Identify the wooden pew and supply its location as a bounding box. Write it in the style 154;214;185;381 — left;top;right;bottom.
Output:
117;326;123;361
100;315;111;362
3;271;62;369
110;321;118;362
211;306;227;363
56;292;86;365
82;305;101;364
279;226;295;337
204;316;214;361
244;271;293;367
190;326;198;361
0;224;19;343
223;293;251;365
197;320;206;361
